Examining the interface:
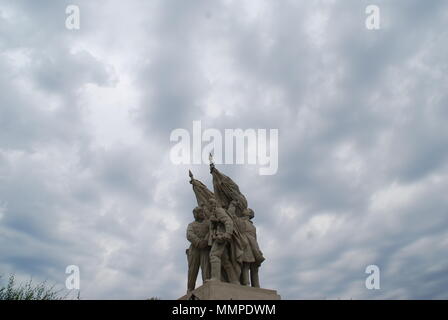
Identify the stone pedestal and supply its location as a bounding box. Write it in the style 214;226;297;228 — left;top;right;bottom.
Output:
178;280;281;300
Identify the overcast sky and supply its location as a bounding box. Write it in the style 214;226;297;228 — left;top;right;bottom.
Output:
1;0;447;299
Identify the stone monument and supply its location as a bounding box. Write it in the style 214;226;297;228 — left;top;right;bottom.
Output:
179;155;281;300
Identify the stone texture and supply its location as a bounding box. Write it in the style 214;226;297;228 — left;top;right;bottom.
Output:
178;280;281;300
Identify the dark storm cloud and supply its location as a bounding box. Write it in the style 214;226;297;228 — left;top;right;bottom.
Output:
1;0;447;299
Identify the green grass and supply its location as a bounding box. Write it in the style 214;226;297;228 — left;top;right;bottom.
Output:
0;274;74;300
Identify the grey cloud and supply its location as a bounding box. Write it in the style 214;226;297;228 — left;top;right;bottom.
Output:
1;0;448;300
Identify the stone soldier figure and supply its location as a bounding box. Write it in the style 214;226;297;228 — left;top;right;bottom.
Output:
186;206;210;292
227;200;254;285
207;198;240;284
239;208;265;288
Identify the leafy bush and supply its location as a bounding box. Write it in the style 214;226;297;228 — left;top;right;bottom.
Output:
0;274;68;300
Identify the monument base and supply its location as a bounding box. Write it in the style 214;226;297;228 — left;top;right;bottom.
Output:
178;280;281;300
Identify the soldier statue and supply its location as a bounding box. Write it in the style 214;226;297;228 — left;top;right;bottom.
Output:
207;198;240;284
185;161;265;291
186;206;210;292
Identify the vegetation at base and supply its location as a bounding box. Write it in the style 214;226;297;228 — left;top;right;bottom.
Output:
0;274;75;300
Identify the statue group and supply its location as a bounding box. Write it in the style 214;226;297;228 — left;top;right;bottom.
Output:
186;161;265;293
